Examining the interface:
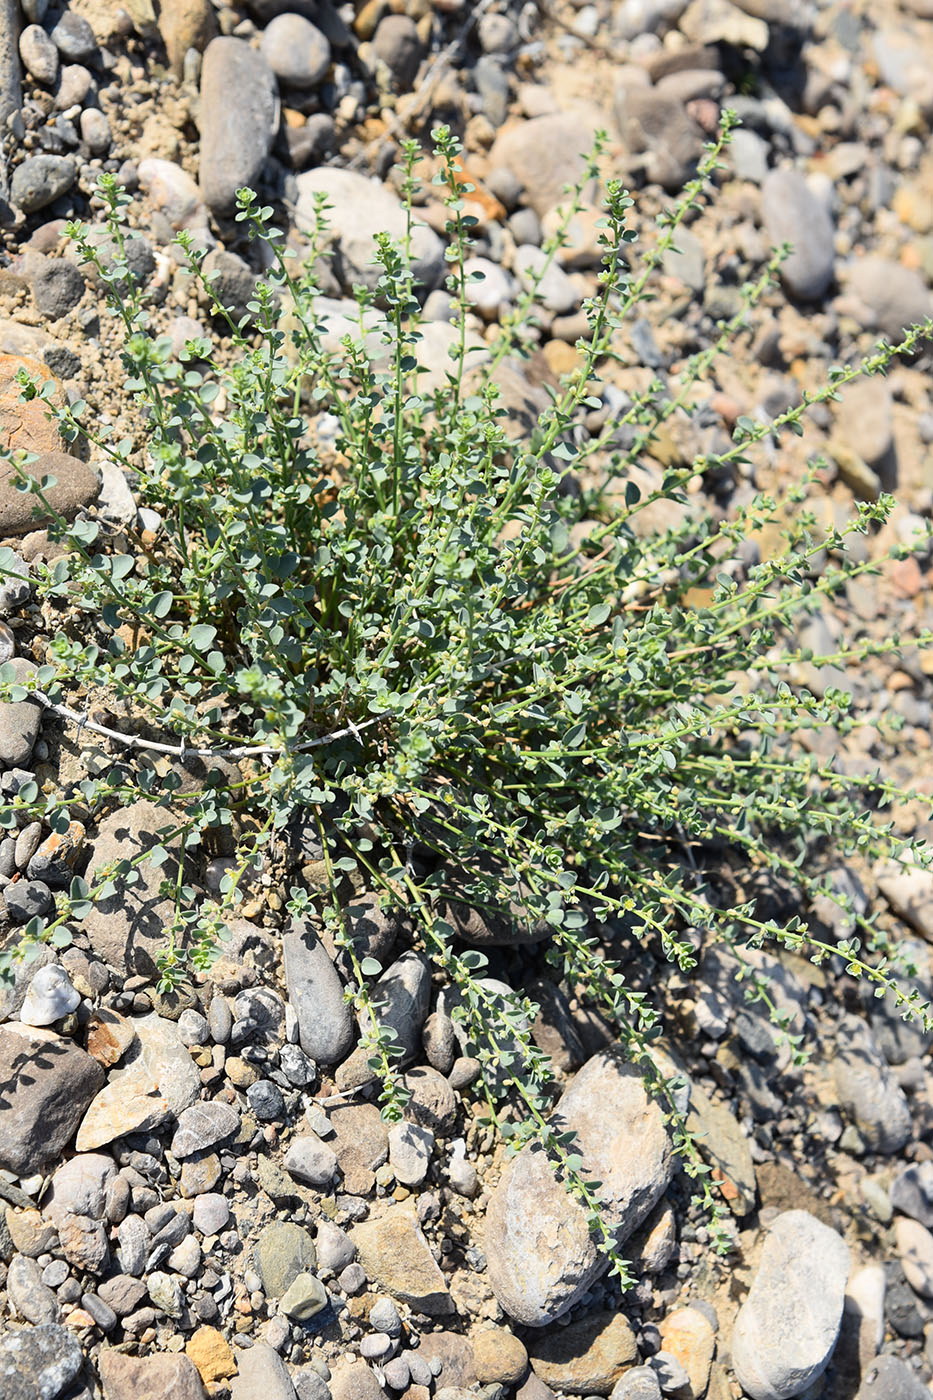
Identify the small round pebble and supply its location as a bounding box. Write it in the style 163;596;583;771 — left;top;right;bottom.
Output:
369;1296;402;1336
473;1329;528;1385
192;1192;230;1236
19;24;59;85
50;12;97;61
247;1079;285;1120
338;1263;367;1294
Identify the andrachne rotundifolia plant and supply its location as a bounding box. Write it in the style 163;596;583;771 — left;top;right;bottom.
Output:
1;118;932;1276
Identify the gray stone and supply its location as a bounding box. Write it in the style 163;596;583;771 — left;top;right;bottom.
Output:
295;168;444;293
261;12;330;87
247;1078;284;1120
80;802;185;977
10;157;75;214
294;1370;333;1400
314;1219;355;1274
19;25;59;85
0;658;41;766
513;244;580;314
615;84;704;190
198;38;279;216
846;256;933;343
116;1215;150;1276
485;1049;673;1326
832;1018;913;1154
369;1295;402;1335
255;1220;317;1299
79;108;111;155
761;168;835;301
200;248;258;324
7;1255;60;1324
231;1342;297;1400
97;1272;148;1316
4;879;52;923
732;1210;850;1400
192;1192;229;1235
171;1100;240;1158
284;1132;338;1187
891;1161;933;1228
610;1367;662;1400
337;951;431;1087
388;1120;433;1187
0;1022;104;1174
49;13;97;62
282;919;355;1065
372;15;423;88
487;113;601;217
32;260;84;320
0;1323;83;1400
43;1152;115;1225
854;1354;931;1400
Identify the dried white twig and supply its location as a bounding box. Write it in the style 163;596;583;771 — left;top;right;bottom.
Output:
28;690;382;760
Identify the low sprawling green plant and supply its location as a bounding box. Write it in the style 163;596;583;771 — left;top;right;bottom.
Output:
2;119;932;1276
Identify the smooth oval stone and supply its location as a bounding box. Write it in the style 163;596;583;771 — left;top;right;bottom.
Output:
732;1210;850;1400
11;156;76;214
761;168;835;302
198;38;279;216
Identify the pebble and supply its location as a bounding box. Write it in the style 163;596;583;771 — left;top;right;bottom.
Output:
473;1329;528;1385
198;37;279;216
485;1050;673;1326
230;1341;298;1400
295;169;445;294
98;1351;206;1400
527;1311;638;1394
7;1253;61;1323
388;1120;434;1186
261;12;331;86
0;660;42;765
284;1132;339;1187
282;919;356;1064
513;244;580;314
11;153;75;212
19;24;60;85
610;1368;662;1400
49;12;97;62
896;1216;933;1298
846;256;933;343
761;168;835;302
732;1210;850;1400
832;1019;913;1154
79;108;111;155
855;1353;932;1399
280;1271;329;1320
247;1078;285;1120
488;113;600;216
372;15;422;87
615;84;703;190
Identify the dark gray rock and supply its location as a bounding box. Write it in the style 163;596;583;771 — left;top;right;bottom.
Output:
200;248;258;323
0;1323;83;1400
0;1022;104;1175
11;157;75;213
282;919;355;1065
4;879;53;923
198;37;279;216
